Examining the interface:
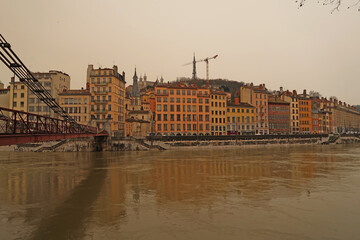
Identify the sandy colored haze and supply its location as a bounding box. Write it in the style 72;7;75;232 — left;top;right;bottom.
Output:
0;0;359;104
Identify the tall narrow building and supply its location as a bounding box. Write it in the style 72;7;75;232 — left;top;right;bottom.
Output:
87;65;126;137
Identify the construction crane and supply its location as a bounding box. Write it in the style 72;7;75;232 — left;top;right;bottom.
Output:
183;54;218;87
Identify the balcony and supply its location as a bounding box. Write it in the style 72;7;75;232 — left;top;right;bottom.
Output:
93;91;108;95
155;92;169;96
91;99;110;104
94;109;108;113
93;82;108;86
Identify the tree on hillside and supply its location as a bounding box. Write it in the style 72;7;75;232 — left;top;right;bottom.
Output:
309;90;322;98
220;85;230;92
296;0;360;12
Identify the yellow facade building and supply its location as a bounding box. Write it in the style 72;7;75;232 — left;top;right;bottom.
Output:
59;88;91;125
87;65;126;136
210;90;227;135
226;103;256;135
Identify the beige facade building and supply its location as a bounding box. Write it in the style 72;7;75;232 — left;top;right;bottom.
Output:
87;65;126;136
240;83;269;134
0;81;10;114
325;99;360;133
226;103;256;135
28;71;70;117
125;110;153;137
9;80;28;112
280;90;299;134
59;88;91;125
210;90;227;135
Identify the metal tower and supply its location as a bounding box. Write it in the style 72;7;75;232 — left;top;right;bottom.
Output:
192;53;197;80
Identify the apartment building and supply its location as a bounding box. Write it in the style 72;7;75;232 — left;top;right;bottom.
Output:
154;83;210;136
240;83;269;134
297;90;312;133
325;99;360;133
9;80;28;112
28;71;70;117
210;90;227;135
0;81;10;116
280;89;299;134
226;102;256;135
58;88;91;125
87;65;126;136
268;97;290;134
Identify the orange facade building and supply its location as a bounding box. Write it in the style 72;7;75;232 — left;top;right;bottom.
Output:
298;90;312;133
154;83;210;136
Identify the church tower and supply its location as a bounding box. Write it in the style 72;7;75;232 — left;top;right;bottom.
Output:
131;68;141;109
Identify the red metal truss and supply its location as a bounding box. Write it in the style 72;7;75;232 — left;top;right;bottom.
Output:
0;107;102;146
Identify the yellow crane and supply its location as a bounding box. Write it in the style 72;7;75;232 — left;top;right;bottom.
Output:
183;54;218;87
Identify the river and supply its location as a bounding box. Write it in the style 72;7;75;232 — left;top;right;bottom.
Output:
0;144;359;240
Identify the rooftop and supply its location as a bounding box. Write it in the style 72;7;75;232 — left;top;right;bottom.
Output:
227;102;255;108
59;89;90;95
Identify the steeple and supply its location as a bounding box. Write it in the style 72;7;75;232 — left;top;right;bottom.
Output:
132;67;139;98
192;53;197;80
160;75;164;83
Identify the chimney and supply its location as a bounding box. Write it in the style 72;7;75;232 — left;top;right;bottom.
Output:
235;97;239;105
122;71;125;81
303;89;307;95
280;87;283;92
263;83;266;89
113;65;118;74
86;82;90;90
86;64;93;84
292;90;297;96
339;101;342;105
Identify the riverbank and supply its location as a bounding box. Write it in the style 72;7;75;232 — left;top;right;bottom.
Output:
0;134;358;152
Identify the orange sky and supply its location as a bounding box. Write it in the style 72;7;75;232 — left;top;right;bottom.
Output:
0;0;359;104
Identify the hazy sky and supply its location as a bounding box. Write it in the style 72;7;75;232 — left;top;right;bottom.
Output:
1;0;359;104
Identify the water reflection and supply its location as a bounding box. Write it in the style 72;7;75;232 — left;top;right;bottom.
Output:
0;145;359;240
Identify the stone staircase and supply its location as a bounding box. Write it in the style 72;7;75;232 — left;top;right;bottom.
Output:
132;137;167;150
35;140;67;152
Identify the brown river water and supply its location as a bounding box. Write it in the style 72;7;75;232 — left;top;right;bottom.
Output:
0;144;360;240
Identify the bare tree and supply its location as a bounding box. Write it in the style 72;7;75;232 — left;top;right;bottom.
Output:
309;90;322;98
296;0;360;13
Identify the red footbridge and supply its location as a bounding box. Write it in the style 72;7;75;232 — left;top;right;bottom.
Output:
0;34;105;146
0;107;104;146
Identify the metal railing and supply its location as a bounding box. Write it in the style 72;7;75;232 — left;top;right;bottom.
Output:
0;34;90;133
0;107;97;135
